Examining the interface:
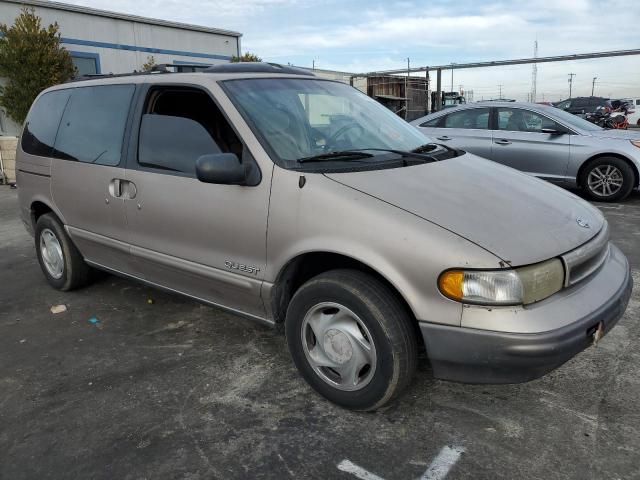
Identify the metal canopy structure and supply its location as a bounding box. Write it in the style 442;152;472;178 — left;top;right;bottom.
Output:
353;48;640;114
359;49;640;76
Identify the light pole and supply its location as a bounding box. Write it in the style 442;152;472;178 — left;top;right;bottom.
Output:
498;84;503;99
591;76;597;96
568;73;575;98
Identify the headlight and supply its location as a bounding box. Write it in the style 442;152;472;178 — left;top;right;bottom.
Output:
438;258;564;306
631;140;640;149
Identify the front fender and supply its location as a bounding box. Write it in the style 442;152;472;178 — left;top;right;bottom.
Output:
265;167;502;326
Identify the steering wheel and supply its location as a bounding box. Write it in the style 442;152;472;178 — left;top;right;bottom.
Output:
325;123;365;151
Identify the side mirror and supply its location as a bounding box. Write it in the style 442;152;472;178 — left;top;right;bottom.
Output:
196;153;246;185
541;128;565;135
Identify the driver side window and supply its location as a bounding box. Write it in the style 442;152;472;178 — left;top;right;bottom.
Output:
137;87;243;176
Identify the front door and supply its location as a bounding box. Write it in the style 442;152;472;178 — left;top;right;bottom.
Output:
490;107;571;184
123;84;271;318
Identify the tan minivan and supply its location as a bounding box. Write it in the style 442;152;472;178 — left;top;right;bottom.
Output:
17;63;632;410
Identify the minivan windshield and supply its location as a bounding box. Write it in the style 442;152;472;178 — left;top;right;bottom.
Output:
223;78;440;168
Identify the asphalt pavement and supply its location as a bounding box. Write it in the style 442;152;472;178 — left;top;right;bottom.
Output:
1;186;639;480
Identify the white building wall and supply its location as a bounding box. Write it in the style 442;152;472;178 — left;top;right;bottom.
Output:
0;0;241;135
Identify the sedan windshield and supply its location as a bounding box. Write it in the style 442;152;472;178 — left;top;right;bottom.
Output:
223;78;434;167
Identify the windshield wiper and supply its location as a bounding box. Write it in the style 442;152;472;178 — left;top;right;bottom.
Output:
411;143;456;154
346;148;438;163
297;151;375;163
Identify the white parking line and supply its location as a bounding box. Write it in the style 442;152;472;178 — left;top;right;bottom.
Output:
338;445;465;480
337;459;385;480
420;445;466;480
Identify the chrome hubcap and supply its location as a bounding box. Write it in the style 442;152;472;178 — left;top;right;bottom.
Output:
588;165;623;197
301;302;377;391
39;228;64;279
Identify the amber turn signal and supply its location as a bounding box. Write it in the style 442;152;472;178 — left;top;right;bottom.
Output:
438;270;464;301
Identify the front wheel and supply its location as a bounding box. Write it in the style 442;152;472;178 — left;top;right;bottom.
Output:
580;157;635;202
285;269;417;411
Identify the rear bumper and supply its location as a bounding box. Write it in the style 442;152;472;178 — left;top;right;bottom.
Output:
420;247;633;384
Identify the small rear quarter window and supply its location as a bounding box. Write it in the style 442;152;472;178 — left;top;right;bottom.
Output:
420;117;441;127
21;90;71;157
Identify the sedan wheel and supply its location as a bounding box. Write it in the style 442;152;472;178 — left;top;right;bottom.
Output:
581;157;635;202
587;164;624;198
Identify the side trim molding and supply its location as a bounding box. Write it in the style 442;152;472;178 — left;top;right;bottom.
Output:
85;259;275;327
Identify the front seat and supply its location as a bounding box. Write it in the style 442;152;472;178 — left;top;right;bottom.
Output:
505;111;527;132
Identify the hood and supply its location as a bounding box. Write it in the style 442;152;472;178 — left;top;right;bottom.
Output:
325;154;603;265
584;128;640;140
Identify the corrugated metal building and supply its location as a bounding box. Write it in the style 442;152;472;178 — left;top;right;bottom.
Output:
0;0;242;135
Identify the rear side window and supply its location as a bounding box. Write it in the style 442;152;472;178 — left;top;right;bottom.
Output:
54;85;135;166
443;108;489;129
21;90;71;156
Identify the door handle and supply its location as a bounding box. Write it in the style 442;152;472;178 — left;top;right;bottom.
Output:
108;179;137;199
494;139;511;145
108;179;122;198
436;136;451;141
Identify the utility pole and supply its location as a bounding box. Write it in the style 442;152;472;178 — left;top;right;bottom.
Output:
568;73;575;98
450;68;454;92
405;58;410;120
531;40;538;102
591;76;597;96
498;84;503;99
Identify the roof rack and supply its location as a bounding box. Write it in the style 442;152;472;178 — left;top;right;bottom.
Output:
204;62;314;76
66;61;315;83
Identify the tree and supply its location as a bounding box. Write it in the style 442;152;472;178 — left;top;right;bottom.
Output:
0;7;75;124
231;52;262;63
141;55;157;72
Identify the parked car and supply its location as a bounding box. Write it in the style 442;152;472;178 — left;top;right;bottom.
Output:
412;101;640;201
17;64;632;410
619;98;640;126
555;96;612;116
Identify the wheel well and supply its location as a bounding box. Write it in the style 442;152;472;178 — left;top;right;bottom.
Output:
270;252;421;341
577;153;639;188
30;201;54;228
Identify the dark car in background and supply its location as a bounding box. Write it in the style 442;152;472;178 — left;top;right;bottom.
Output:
555;97;612;116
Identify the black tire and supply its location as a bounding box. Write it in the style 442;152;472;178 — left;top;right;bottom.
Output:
580;157;635;202
35;213;91;291
285;269;417;411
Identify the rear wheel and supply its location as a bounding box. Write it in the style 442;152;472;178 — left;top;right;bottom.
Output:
580;157;635;202
35;213;92;291
285;269;417;411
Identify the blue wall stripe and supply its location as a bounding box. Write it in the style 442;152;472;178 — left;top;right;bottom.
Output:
61;37;233;60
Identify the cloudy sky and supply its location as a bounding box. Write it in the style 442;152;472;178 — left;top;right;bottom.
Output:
67;0;639;101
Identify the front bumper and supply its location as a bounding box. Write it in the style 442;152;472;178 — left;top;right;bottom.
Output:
420;244;633;384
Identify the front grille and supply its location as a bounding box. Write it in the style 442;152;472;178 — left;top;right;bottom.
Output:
561;221;610;287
